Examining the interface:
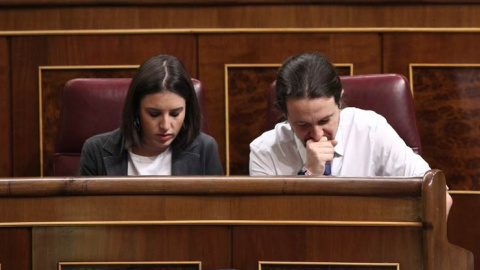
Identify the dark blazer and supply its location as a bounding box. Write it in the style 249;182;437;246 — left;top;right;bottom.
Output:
79;128;224;176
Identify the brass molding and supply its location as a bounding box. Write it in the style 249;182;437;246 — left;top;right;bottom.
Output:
4;28;480;36
0;219;423;228
409;63;480;97
259;261;399;270
449;190;480;195
224;63;353;175
58;261;201;270
38;65;138;176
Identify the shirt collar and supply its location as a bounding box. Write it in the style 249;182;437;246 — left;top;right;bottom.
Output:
294;132;307;165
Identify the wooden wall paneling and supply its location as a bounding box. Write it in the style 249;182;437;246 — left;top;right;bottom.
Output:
10;36;48;177
448;193;480;270
383;33;480;190
410;65;480;190
11;34;196;176
0;196;168;222
0;195;419;223
225;64;279;175
2;0;480;6
3;5;480;30
33;226;231;270
0;228;31;270
232;226;422;270
0;37;11;176
198;33;381;174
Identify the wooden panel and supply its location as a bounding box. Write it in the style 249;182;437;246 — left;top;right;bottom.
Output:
383;33;480;76
2;5;480;30
0;228;31;270
33;226;230;270
0;37;11;177
0;195;167;222
11;34;196;176
411;66;480;190
199;33;381;173
40;68;137;176
226;66;278;175
233;226;421;270
0;194;419;223
448;193;480;270
226;66;352;175
2;0;480;6
383;33;480;190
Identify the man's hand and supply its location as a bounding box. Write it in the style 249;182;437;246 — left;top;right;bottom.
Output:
304;136;338;175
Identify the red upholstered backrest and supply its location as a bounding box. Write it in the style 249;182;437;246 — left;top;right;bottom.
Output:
54;78;209;176
264;74;423;155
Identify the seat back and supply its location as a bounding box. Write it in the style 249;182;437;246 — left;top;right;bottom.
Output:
54;78;209;176
264;74;422;154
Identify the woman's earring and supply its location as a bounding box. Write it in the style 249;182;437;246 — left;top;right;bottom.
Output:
133;116;140;131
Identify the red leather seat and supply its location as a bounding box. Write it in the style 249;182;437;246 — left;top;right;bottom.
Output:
264;74;423;155
54;78;209;176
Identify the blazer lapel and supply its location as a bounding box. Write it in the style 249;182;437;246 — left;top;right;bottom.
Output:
104;155;128;175
102;129;128;175
171;140;201;175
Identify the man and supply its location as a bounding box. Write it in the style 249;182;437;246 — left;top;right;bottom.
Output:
249;52;452;213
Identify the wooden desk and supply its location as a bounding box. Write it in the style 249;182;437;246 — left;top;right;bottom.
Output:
0;169;473;270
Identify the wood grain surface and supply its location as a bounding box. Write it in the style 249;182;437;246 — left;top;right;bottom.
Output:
1;4;480;30
0;37;11;177
0;228;31;270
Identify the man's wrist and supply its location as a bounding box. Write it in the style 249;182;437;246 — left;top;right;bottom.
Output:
297;166;313;175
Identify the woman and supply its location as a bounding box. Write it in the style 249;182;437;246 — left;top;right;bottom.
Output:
79;54;223;175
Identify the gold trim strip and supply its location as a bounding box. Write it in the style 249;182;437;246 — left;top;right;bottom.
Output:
449;190;480;195
409;63;480;95
0;220;422;227
224;64;230;175
59;261;201;270
410;63;480;67
60;261;200;265
39;65;139;70
259;261;399;270
224;63;353;175
38;65;138;176
38;67;44;176
226;64;281;68
4;27;480;36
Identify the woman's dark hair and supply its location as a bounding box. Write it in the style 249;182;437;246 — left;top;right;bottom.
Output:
276;52;343;115
122;54;200;150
